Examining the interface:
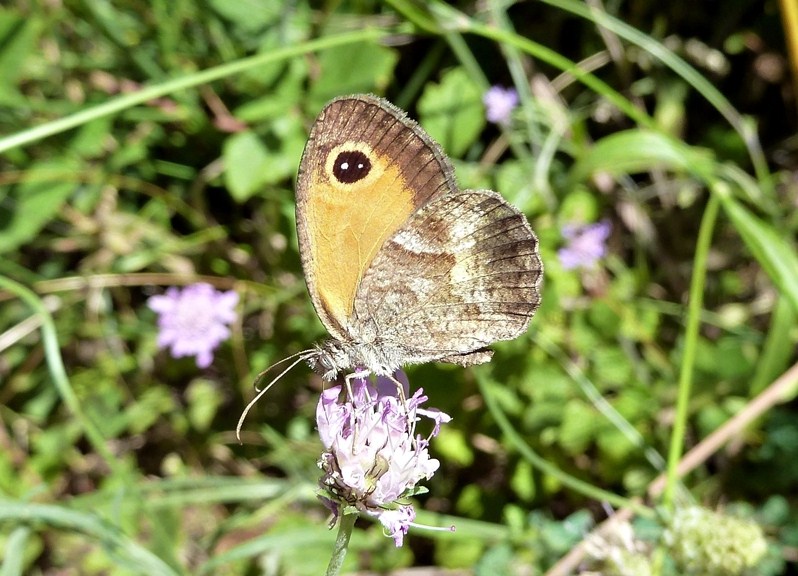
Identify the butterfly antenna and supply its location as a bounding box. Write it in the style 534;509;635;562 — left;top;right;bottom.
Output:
253;350;311;391
236;351;313;442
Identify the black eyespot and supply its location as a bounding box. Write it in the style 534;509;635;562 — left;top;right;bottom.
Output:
332;150;371;184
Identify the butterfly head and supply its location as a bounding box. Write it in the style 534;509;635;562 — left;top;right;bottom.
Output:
305;340;349;381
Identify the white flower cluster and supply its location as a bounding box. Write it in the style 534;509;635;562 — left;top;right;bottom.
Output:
666;506;768;575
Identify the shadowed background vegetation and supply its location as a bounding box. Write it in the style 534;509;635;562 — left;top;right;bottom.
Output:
1;0;797;574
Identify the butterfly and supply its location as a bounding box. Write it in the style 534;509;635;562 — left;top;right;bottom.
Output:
236;94;542;436
294;94;543;381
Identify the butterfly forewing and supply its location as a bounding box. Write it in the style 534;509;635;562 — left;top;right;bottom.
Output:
295;95;458;340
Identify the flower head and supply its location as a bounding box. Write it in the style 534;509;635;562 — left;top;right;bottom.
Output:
557;219;612;270
147;283;238;368
665;506;768;575
316;371;448;546
483;85;519;125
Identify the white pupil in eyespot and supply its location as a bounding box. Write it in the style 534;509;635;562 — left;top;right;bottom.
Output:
339;162;365;171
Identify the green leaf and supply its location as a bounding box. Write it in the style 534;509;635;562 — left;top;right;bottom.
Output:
70;117;114;158
435;427;474;466
234;58;306;122
597;428;636;462
591;346;633;387
509;459;536;501
223;131;270;202
1;526;33;576
0;502;179;576
571;129;715;182
559;399;599;455
0;9;43;106
719;193;798;314
496;159;545;213
186;379;223;433
750;296;797;395
418;67;485;158
558;186;602;222
307;41;398;110
239;26;310;89
206;0;281;32
475;543;514;576
0;160;79;253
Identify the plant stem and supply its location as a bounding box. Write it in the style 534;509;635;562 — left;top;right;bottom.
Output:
325;513;357;576
0;27;393;154
662;193;720;510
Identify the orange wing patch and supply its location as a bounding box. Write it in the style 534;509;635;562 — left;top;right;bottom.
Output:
304;143;416;330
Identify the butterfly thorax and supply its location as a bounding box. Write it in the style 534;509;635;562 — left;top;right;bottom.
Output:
307;335;497;381
307;338;406;381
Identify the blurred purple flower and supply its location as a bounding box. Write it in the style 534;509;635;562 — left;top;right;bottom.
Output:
558;220;612;270
316;371;449;547
147;283;238;368
483;85;519;124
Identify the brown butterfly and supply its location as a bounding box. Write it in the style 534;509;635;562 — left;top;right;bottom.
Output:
294;94;543;381
237;94;543;436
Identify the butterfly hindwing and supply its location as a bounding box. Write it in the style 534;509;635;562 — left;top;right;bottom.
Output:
350;189;543;365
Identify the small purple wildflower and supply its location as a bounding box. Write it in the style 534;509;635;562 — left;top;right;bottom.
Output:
483;85;519;125
147;283;238;368
380;505;416;547
316;371;449;547
558;220;612;270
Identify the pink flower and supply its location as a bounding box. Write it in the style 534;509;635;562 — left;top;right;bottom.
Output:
558;220;612;270
316;372;448;546
147;283;238;368
379;505;415;547
483;85;519;124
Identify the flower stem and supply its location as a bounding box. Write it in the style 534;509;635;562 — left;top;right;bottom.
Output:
662;193;720;510
325;513;357;576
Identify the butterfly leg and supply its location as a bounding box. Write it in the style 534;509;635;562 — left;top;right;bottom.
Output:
382;370;421;440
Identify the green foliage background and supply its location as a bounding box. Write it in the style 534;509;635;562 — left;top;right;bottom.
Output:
1;0;797;574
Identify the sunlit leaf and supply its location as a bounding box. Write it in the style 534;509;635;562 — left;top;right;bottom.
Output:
571;129;715;182
223;131;270;202
307;41;399;110
418;67;485;158
719;193;798;314
0;160;79;253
